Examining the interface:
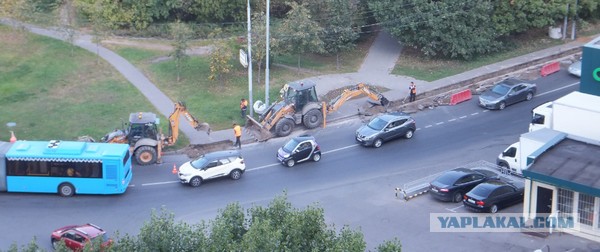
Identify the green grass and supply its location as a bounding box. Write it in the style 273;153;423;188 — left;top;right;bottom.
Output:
392;30;569;81
0;25;182;146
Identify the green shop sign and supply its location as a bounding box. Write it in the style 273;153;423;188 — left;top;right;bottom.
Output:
594;67;600;82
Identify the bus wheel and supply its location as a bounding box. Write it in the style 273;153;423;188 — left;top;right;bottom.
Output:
135;146;157;165
58;183;75;197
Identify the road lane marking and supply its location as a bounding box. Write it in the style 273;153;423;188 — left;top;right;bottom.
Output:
446;204;464;213
425;125;433;128
141;181;179;186
436;122;444;125
448;118;456;122
247;163;280;172
536;81;579;97
470;112;478;116
459;116;467;119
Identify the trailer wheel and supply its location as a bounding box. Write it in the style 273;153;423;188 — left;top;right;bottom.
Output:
303;109;323;129
275;119;294;137
135;146;157;165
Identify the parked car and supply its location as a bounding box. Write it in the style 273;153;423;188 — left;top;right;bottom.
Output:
177;150;246;187
478;78;537;110
463;179;525;213
568;60;581;77
277;134;321;167
355;112;416;148
429;168;499;202
51;223;112;251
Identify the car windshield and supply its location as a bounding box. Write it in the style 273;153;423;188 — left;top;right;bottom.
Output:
469;185;493;198
190;156;209;169
434;172;461;186
367;118;388;131
491;84;510;95
283;139;300;152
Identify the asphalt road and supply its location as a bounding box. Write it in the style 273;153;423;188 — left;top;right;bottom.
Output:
2;71;596;251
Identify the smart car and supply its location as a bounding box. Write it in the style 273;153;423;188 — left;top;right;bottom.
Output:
51;223;112;251
277;135;321;167
178;150;246;187
478;78;537;110
355;112;416;148
463;180;525;213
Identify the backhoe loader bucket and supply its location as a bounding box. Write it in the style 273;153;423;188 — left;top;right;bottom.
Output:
194;122;212;135
245;115;273;142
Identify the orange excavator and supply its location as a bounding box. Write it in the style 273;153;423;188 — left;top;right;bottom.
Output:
102;101;210;165
246;82;388;141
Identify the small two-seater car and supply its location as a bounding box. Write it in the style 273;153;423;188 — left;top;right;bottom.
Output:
277;135;321;167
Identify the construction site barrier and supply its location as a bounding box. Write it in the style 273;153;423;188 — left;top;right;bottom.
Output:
449;89;472;105
540;61;560;77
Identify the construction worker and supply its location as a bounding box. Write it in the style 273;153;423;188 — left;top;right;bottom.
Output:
409;82;417;102
233;123;242;149
240;98;248;118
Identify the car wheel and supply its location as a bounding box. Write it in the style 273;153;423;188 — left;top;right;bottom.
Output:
373;138;383;148
405;130;414;139
526;92;534;101
134;146;157;165
58;183;75;197
490;204;499;213
498;102;506;110
312;153;321;162
51;239;59;249
189;176;202;187
453;192;463;203
275;119;294;137
286;159;295;167
303;109;323;129
230;169;242;180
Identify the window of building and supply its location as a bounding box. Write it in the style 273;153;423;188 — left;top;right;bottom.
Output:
557;188;574;219
578;193;595;226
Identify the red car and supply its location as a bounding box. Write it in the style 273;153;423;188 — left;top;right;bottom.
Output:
51;223;112;251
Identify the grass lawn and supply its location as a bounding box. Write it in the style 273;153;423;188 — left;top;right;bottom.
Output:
0;25;172;144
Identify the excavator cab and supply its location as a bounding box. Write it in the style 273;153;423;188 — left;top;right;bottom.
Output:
127;112;160;145
283;81;319;111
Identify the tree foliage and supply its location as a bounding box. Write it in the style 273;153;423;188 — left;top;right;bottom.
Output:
275;1;324;71
169;20;193;82
209;41;234;86
320;0;360;69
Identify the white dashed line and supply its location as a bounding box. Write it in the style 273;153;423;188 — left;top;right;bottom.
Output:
470;112;479;116
459;116;467;119
436;122;444;125
141;181;180;186
425;125;433;128
448;118;457;122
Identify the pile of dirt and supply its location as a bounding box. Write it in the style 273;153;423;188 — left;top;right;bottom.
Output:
175;140;234;159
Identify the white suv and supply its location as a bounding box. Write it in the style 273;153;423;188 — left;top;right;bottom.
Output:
178;150;246;187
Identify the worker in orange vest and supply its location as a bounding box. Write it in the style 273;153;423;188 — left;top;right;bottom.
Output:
233;123;242;149
409;82;417;102
240;98;248;118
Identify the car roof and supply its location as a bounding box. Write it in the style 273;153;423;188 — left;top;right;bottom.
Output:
498;78;527;87
477;179;524;190
202;150;242;160
129;112;157;124
292;134;316;142
375;112;411;122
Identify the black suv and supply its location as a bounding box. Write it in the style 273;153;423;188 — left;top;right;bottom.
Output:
277;135;321;167
355;112;416;148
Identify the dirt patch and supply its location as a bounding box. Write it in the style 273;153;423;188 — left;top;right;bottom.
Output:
172;140;234;159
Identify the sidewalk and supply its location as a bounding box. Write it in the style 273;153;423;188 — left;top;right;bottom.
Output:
1;18;587;146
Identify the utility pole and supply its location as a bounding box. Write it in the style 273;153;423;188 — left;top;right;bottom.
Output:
571;0;579;40
265;0;270;107
247;0;253;117
562;3;569;40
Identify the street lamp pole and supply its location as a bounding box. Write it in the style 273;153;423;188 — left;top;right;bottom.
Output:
265;0;270;107
247;0;253;117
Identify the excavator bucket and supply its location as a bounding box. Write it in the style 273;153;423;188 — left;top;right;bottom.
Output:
244;115;273;142
194;122;211;135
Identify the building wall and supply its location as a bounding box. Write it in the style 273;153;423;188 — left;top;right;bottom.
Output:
580;37;600;96
524;179;600;242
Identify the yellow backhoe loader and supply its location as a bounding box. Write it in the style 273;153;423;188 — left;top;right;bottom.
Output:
102;101;210;165
246;82;388;141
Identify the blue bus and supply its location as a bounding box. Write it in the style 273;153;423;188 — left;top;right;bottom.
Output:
0;140;132;196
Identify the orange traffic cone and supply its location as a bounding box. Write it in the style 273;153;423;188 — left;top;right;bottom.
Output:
9;131;17;143
171;164;178;174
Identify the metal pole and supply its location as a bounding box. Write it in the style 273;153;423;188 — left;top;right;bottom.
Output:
265;0;270;107
247;0;253;117
571;0;578;40
562;3;569;40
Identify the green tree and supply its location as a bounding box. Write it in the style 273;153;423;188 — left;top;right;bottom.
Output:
369;0;501;60
209;42;234;86
276;1;324;71
250;12;279;85
169;20;193;82
320;0;360;70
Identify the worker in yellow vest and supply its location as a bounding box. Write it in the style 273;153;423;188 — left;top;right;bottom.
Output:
233;123;242;149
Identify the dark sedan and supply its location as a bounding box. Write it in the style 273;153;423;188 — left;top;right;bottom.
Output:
463;180;525;213
478;78;537;110
429;168;499;203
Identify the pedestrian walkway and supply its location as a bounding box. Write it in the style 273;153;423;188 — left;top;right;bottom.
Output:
1;18;589;146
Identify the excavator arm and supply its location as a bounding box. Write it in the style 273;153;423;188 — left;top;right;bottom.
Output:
326;83;389;113
165;101;211;145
